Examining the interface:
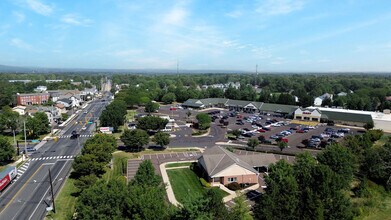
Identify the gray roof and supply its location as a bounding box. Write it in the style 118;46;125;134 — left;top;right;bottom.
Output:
260;103;298;113
201;98;228;105
320;110;372;123
182;99;204;108
198;146;258;177
238;154;278;167
226;99;251;107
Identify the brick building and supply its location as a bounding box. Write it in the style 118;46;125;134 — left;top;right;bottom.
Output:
16;93;50;106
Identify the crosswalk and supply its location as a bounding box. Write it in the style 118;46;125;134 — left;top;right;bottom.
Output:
30;155;74;161
17;160;30;178
59;134;93;139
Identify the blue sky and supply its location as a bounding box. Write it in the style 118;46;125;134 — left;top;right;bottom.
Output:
1;0;391;72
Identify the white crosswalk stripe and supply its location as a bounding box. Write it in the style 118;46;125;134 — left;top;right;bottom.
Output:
58;134;93;139
29;155;76;161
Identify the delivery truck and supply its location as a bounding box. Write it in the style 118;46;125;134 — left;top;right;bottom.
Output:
0;166;17;192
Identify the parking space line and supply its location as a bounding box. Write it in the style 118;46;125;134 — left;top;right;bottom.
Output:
170;153;172;158
176;153;179;157
163;154;165;158
148;155;151;159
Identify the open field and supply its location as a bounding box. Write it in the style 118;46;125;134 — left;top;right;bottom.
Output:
167;168;228;204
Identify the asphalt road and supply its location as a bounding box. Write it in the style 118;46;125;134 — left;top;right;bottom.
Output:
0;98;108;220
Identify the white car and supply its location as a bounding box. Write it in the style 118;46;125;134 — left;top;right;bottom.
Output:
81;126;87;130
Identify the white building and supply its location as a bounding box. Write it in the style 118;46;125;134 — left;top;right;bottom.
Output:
34;86;47;93
12;106;27;115
314;93;333;106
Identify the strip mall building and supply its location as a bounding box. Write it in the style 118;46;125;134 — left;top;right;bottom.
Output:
182;98;391;133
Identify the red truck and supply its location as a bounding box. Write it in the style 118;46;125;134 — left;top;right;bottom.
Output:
0;166;17;192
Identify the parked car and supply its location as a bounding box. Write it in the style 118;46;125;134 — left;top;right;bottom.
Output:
236;121;244;125
296;129;306;133
258;129;266;133
243;132;254;137
270;135;279;139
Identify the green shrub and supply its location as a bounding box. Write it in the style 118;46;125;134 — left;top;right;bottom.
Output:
200;177;211;188
192;130;208;136
226;182;241;191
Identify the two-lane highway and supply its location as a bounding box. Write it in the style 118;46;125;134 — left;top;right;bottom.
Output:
0;98;109;220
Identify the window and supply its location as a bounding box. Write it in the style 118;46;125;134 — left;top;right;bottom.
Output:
228;177;237;183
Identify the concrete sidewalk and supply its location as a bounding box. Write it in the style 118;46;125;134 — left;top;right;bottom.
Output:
160;162;181;207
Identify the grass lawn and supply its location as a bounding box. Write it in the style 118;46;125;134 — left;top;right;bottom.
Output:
166;162;193;168
352;181;391;220
373;134;390;148
46;178;78;220
126;110;137;122
167;168;229;204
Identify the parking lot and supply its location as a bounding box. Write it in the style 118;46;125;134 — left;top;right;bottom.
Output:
134;151;200;176
135;105;365;154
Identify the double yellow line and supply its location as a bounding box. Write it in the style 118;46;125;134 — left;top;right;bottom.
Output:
0;164;44;214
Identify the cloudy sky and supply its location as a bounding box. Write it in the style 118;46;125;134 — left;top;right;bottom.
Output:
1;0;391;72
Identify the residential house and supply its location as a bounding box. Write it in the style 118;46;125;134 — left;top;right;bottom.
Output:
314;93;333;106
198;146;280;185
16;93;50;106
337;92;347;97
26;106;61;124
34;86;47;93
12;106;27;115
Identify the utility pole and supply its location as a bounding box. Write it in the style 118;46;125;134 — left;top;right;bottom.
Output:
256;64;258;75
48;168;56;213
24;120;27;156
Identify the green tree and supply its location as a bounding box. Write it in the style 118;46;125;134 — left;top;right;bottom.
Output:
231;193;253;220
74;174;98;192
77;179;127;219
0;106;20;145
186;110;191;118
278;141;288;151
232;129;242;138
162;92;176;104
120;129;149;151
247;138;259;149
131;160;162;187
61;113;69;121
0;137;15;162
72;154;106;177
84;133;117;153
196;113;211;130
363;120;374;130
144;101;160;113
317;144;357;189
99;100;127;132
26;112;49;138
137;116;168;131
152;132;170;148
254;160;299;220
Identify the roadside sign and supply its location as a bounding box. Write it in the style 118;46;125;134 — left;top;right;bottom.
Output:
99;127;114;133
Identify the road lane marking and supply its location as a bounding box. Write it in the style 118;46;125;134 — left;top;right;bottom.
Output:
28;160;69;220
0;164;44;215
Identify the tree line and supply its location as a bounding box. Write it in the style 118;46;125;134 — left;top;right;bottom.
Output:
254;129;390;219
110;73;391;109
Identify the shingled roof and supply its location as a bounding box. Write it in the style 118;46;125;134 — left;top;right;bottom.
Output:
198;146;258;177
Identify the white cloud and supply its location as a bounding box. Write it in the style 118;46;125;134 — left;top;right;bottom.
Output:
226;10;242;18
13;11;26;23
162;7;188;26
26;0;53;16
61;14;93;26
10;38;32;50
111;49;143;57
256;0;305;16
